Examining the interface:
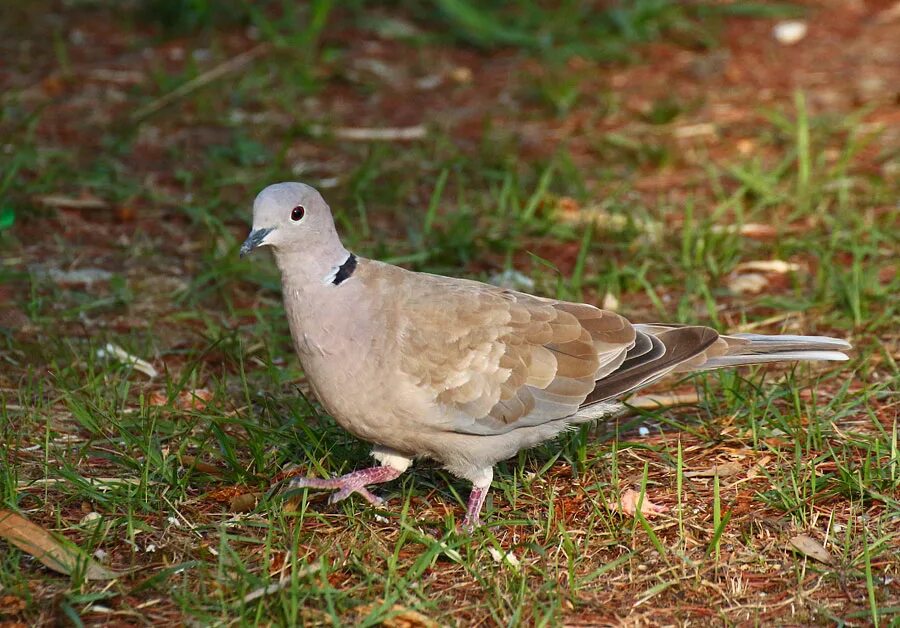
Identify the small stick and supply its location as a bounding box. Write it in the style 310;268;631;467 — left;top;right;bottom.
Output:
627;392;700;410
334;125;427;141
36;195;109;210
131;43;271;122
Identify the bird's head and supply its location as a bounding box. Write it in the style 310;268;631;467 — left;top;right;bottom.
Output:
240;182;340;258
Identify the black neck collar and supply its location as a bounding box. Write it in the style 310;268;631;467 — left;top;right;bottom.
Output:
332;253;357;286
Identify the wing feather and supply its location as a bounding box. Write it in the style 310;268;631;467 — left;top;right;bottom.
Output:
394;272;719;436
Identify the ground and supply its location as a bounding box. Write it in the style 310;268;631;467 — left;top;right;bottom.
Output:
0;1;898;626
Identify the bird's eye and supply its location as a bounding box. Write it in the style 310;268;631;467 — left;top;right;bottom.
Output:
290;205;305;221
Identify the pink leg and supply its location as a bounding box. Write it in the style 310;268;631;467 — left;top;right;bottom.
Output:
461;467;494;531
288;466;402;505
461;485;489;531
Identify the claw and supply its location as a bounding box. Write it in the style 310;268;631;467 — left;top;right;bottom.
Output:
328;486;383;505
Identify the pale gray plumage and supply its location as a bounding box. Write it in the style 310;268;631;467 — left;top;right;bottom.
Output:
241;182;852;529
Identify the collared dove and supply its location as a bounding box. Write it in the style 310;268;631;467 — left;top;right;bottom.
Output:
240;182;851;529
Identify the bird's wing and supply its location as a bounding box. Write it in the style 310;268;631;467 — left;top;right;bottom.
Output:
580;324;721;407
365;261;846;436
392;271;719;435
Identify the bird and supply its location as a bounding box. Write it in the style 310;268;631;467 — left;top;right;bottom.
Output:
240;182;851;529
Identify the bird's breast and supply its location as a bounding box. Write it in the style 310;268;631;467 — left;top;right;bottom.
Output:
283;289;396;439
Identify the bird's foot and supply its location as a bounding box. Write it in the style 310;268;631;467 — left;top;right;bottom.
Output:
288;466;402;506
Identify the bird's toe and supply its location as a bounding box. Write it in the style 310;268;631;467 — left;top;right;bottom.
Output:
327;489;349;504
460;517;482;532
288;476;338;491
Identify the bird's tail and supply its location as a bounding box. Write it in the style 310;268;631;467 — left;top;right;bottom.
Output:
672;333;851;372
579;325;851;408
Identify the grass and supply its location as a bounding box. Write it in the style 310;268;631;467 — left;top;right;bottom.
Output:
1;0;898;625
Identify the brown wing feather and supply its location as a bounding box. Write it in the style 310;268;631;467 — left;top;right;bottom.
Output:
396;272;726;436
582;326;720;405
396;276;636;434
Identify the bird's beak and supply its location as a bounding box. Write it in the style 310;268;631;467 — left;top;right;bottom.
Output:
240;227;274;258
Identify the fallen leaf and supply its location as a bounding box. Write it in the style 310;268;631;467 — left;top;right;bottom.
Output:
727;259;800;295
230;492;263;513
486;546;521;569
733;259;800;274
789;534;833;565
357;602;439;628
79;512;102;526
150;389;213;409
0;510;122;580
267;550;290;576
727;272;770;295
711;222;778;239
449;66;472;84
181;455;227;477
173;389;213;410
382;606;439;628
607;489;667;518
333;125;427;141
96;343;158;378
684;462;744;478
116;205;136;222
747;455;772;478
0;595;26;615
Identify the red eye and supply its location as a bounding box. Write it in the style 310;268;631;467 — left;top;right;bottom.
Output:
291;205;305;221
